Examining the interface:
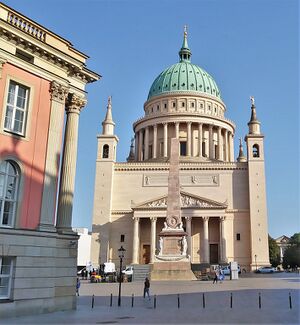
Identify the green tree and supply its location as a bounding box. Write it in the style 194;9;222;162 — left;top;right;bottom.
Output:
268;235;280;267
282;232;300;269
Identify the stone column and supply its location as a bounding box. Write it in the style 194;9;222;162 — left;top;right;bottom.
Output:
175;122;180;139
218;127;222;160
39;81;68;232
219;216;227;263
198;123;202;157
144;126;149;160
132;216;140;264
150;217;157;263
209;125;214;159
134;133;138;161
185;216;192;257
153;124;157;159
187;122;192;156
203;216;210;263
163;123;168;157
229;132;234;162
138;129;143;161
224;129;229;162
56;93;86;233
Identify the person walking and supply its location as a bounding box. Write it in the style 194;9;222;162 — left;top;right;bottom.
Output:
143;277;151;300
76;277;81;296
213;269;219;284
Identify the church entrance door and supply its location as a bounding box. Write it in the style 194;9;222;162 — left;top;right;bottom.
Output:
142;244;150;264
209;244;219;264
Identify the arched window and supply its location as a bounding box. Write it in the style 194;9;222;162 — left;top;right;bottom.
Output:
252;144;260;158
102;144;109;158
0;160;19;227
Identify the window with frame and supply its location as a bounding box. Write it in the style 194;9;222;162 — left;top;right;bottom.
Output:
0;257;14;300
4;81;29;136
0;160;19;227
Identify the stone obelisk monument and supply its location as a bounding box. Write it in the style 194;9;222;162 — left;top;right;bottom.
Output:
151;138;196;280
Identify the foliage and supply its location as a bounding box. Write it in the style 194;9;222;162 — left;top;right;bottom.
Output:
282;232;300;268
268;235;280;267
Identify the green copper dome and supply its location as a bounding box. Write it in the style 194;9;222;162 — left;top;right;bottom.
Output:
147;29;221;100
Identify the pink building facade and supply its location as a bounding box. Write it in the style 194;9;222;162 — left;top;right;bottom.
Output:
0;3;99;318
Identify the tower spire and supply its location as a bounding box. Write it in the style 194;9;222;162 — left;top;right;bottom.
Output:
237;138;247;162
102;96;115;135
127;137;135;162
179;25;191;63
248;96;261;135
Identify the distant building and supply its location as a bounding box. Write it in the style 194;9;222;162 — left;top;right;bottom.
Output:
91;30;270;273
0;3;99;318
73;228;92;268
275;235;290;263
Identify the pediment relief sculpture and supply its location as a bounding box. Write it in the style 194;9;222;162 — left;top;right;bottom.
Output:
135;192;227;209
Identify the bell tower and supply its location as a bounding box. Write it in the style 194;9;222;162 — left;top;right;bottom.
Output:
91;97;118;266
245;97;270;270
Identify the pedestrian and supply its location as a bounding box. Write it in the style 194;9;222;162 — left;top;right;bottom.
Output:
219;268;224;283
143;277;151;300
213;268;219;284
81;268;85;280
76;277;81;296
85;269;88;280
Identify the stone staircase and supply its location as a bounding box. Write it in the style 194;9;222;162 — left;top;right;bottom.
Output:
132;264;151;282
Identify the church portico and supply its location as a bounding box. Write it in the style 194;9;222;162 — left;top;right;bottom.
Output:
91;29;270;275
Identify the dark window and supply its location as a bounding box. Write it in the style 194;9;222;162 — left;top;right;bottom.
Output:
180;142;187;156
202;142;206;157
120;234;125;242
236;233;241;241
102;144;109;158
172;102;176;108
164;103;167;109
252;144;260;158
149;145;153;158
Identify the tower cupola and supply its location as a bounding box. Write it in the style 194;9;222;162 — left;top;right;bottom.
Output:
102;96;115;135
248;96;261;135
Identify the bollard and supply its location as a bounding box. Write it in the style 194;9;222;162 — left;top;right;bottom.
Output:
258;292;261;309
230;292;233;308
110;293;113;307
177;294;180;309
92;294;94;309
154;295;157;309
131;294;134;308
289;292;292;309
202;293;205;309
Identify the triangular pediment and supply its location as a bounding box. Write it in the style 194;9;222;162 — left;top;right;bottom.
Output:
133;191;227;210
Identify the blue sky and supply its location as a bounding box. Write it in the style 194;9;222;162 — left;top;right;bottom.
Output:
4;0;299;238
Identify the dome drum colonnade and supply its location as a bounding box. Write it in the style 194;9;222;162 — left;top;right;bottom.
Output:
132;28;235;163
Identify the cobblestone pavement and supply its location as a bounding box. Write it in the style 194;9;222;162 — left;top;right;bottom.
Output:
3;272;300;324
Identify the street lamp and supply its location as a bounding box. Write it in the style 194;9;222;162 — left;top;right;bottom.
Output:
118;246;126;307
254;254;257;271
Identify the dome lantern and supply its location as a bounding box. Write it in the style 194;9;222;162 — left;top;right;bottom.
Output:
179;25;191;63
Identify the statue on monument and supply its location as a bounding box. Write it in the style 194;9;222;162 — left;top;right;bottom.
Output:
181;236;187;256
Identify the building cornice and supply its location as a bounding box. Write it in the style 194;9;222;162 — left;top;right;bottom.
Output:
114;161;248;172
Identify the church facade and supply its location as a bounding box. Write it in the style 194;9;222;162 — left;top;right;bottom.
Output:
91;30;270;273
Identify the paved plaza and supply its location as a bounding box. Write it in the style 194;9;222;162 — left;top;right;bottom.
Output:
3;272;300;324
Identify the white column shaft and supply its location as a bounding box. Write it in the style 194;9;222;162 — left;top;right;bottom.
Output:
150;217;157;263
209;125;214;159
225;130;229;162
198;123;202;157
175;122;179;139
203;217;210;263
153;125;157;159
163;123;168;157
138;130;143;161
185;217;192;257
144;126;149;160
220;217;227;263
132;217;140;264
187;122;192;156
218;127;222;160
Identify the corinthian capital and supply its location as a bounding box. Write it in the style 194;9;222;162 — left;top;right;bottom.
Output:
66;93;87;114
50;81;69;103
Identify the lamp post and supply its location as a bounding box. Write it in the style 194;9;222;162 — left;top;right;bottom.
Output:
118;246;126;307
254;254;257;271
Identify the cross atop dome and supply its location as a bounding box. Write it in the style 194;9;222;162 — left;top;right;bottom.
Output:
179;25;192;63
